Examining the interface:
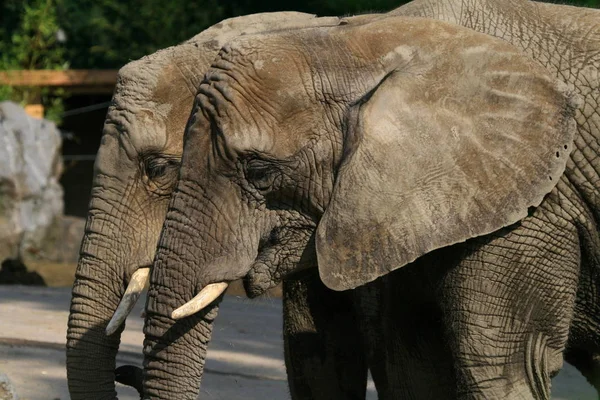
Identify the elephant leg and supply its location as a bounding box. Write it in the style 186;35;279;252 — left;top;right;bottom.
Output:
350;263;456;400
565;254;600;397
282;269;368;400
437;200;581;399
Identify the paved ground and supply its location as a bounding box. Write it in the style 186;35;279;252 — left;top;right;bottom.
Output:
0;285;596;399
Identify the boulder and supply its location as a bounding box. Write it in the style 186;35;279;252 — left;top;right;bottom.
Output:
0;101;64;265
0;373;18;400
36;215;86;263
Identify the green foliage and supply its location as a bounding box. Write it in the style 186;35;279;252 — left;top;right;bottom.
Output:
0;0;68;123
58;0;226;69
218;0;405;18
546;0;599;6
57;0;597;70
42;88;66;122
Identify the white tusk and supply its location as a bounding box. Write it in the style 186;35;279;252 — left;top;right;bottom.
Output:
106;267;150;335
171;282;228;320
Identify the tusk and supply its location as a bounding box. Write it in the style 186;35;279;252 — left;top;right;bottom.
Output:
171;282;228;320
106;267;150;335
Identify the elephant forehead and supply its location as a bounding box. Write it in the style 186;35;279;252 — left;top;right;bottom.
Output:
196;83;320;159
108;44;206;155
108;92;171;152
209;38;308;96
198;43;320;158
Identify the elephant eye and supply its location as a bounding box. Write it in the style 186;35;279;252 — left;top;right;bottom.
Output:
146;159;168;180
245;159;275;190
140;153;180;194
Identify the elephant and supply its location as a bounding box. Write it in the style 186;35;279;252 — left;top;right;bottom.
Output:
64;11;366;400
141;12;592;399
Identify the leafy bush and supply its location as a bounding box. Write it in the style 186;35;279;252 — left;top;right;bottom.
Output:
58;0;598;70
0;0;68;123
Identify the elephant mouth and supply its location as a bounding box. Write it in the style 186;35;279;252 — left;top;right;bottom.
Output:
244;229;317;298
171;237;315;320
242;261;280;298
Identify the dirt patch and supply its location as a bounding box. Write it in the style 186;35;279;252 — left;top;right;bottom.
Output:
0;259;76;287
0;259;46;285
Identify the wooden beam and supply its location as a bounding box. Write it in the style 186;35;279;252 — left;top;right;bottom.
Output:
0;70;118;87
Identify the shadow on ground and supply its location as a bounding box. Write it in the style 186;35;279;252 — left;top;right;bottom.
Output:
0;285;595;399
0;259;46;285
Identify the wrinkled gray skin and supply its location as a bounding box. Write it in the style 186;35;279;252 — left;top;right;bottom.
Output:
65;12;350;400
390;0;600;395
143;8;595;398
382;0;600;398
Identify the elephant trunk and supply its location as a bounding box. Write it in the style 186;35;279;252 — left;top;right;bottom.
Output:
142;242;221;399
141;156;260;397
141;177;244;398
66;229;124;399
142;301;219;399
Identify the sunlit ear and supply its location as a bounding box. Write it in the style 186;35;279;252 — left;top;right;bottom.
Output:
316;31;577;291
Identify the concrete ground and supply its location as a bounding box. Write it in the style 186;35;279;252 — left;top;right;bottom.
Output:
0;285;596;400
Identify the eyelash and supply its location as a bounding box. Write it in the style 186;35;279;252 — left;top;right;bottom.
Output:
245;159;276;190
246;164;269;181
146;158;170;179
140;154;180;191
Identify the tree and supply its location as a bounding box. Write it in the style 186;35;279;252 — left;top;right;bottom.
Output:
0;0;68;122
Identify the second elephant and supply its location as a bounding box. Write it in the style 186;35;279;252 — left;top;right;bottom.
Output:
67;1;600;399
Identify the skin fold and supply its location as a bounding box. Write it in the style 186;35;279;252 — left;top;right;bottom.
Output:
65;12;354;400
143;11;594;400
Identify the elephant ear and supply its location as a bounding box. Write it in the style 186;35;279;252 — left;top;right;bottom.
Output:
316;34;577;291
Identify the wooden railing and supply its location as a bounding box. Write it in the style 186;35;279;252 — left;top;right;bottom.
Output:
0;69;119;118
0;69;118;94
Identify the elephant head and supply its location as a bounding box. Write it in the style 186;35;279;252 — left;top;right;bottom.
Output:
143;15;577;398
65;12;342;399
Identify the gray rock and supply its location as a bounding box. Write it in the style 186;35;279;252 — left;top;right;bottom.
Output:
0;373;18;400
0;102;63;265
37;215;86;263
